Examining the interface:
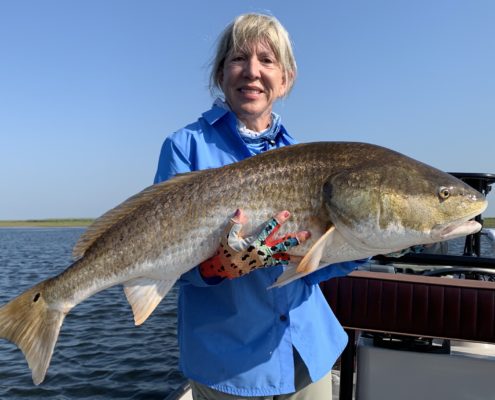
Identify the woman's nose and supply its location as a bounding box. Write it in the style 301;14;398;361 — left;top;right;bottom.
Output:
243;57;261;79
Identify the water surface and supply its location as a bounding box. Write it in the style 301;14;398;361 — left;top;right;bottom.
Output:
0;228;183;399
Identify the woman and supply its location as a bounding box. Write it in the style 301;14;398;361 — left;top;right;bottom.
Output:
155;13;358;399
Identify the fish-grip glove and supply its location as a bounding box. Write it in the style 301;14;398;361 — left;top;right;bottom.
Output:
200;209;310;279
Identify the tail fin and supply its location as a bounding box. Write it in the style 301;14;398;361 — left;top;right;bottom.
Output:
0;282;66;385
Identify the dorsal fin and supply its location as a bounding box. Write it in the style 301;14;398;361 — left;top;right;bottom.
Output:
72;171;202;259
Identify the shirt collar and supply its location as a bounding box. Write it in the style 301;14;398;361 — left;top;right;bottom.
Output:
202;99;282;141
201;101;230;126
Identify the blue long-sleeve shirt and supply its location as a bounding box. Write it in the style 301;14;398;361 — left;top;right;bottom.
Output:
154;103;357;396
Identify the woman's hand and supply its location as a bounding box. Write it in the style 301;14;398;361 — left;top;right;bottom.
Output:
200;209;310;279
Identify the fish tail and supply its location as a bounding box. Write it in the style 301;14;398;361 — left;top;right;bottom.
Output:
0;281;66;385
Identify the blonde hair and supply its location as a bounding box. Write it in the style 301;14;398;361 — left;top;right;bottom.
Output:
210;13;297;96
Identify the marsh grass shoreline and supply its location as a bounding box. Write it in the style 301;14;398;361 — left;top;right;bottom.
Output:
0;219;94;228
0;217;494;229
484;217;495;228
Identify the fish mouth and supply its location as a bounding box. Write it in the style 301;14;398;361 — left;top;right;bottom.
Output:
432;219;483;241
432;198;488;241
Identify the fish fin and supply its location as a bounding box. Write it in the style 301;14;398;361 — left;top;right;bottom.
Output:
123;278;176;325
270;257;331;289
268;264;302;289
72;171;203;259
296;225;336;274
0;281;66;385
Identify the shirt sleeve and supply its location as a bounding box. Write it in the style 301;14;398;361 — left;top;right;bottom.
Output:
154;134;224;287
302;259;368;286
178;265;225;287
154;136;192;184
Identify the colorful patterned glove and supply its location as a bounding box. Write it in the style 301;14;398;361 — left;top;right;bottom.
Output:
200;209;310;279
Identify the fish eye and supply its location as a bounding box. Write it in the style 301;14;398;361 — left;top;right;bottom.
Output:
438;186;451;200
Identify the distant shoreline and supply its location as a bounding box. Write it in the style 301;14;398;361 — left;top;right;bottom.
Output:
0;217;494;229
0;219;94;228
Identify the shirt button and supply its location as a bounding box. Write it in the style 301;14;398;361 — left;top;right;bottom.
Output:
280;315;287;322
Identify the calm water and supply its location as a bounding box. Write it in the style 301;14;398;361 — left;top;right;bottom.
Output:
1;228;494;400
0;228;184;400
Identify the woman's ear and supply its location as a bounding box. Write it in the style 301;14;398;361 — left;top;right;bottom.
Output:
279;70;294;97
217;67;224;89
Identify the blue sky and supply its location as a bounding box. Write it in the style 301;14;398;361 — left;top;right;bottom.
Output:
1;0;494;219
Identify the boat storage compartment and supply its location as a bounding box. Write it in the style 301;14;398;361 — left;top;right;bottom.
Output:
355;336;495;400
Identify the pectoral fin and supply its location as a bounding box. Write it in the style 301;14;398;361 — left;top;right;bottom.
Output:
296;225;336;274
270;225;337;289
123;278;176;325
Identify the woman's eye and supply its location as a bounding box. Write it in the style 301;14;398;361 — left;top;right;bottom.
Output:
230;55;245;62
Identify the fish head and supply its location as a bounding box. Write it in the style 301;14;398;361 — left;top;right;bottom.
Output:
323;157;488;254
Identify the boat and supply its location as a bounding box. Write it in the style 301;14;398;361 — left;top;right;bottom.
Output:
165;382;192;400
166;173;495;400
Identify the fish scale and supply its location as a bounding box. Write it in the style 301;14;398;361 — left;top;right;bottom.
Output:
0;141;487;385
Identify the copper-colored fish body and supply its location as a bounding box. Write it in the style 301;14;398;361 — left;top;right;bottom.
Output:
0;142;487;384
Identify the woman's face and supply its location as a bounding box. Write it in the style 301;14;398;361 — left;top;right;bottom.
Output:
220;41;288;131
